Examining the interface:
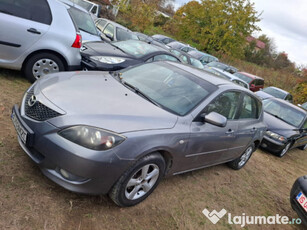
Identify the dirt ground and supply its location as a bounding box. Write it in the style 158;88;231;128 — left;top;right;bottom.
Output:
0;69;306;230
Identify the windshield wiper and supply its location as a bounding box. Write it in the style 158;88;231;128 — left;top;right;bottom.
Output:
270;113;291;125
121;80;161;108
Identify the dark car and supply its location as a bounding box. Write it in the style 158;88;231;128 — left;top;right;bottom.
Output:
290;175;307;227
188;50;219;65
151;34;175;45
255;86;293;103
81;40;181;71
234;72;264;92
206;61;237;74
260;98;307;157
11;61;266;207
133;32;169;49
169;49;204;69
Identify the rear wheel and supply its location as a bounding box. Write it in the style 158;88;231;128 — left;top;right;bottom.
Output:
109;153;165;207
24;53;65;82
227;143;255;170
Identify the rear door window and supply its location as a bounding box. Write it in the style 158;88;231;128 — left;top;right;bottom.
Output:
0;0;52;25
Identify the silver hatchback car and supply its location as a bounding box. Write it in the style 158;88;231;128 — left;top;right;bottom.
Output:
0;0;90;82
12;62;266;206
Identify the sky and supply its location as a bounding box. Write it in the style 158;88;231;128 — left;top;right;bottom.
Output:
174;0;307;66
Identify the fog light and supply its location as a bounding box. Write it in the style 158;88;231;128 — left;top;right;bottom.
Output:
58;168;87;182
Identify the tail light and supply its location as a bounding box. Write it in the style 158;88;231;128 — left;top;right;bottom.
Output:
72;33;82;48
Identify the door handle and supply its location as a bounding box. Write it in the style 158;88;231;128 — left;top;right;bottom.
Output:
27;28;41;35
225;129;234;135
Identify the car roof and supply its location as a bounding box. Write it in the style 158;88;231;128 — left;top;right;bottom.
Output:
265;98;307;114
167;61;248;90
238;71;264;80
265;86;289;94
152;34;172;39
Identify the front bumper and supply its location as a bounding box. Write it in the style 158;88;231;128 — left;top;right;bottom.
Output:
11;104;133;195
260;135;286;153
290;176;307;226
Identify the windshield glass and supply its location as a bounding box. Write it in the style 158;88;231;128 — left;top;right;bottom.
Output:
263;87;286;99
112;40;161;58
116;28;138;41
119;62;215;115
263;99;305;127
72;0;92;11
68;7;98;35
234;73;253;84
206;62;227;69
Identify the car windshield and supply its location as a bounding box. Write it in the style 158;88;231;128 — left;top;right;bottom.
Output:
112;40;161;58
234;73;253;84
118;62;215;116
116;28;138;41
263;99;305;127
68;7;98;35
189;51;204;59
71;0;92;11
190;58;204;69
263;87;286;99
206;62;227;69
302;102;307;110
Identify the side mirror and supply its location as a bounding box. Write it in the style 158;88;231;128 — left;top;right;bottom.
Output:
201;111;227;127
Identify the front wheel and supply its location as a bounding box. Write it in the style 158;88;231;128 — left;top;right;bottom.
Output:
227;143;255;170
298;144;307;151
109;153;165;207
23;53;65;83
276;142;291;157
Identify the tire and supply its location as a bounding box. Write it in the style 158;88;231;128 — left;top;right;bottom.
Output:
24;53;65;83
276;142;291;157
227;143;255;170
298;144;307;151
109;153;165;207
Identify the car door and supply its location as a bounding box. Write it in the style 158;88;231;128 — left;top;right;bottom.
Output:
185;91;242;169
292;119;307;148
0;0;51;64
222;93;263;161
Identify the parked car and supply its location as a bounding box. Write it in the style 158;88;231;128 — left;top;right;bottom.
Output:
234;72;264;92
133;32;169;49
95;18;138;42
169;49;204;69
299;102;307;110
206;61;237;74
166;41;196;53
260;98;307;157
11;61;266;206
290;175;307;227
69;0;101;17
255;86;293;103
81;40;181;71
151;34;175;45
0;0;84;82
204;67;249;89
60;0;101;41
188;50;219;65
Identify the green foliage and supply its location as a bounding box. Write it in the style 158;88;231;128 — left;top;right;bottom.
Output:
171;0;260;57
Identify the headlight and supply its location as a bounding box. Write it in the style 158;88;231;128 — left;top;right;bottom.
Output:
90;56;125;64
59;126;125;150
266;131;286;142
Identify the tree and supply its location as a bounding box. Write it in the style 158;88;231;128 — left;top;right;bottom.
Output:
172;0;260;57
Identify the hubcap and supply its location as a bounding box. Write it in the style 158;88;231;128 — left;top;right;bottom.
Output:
280;143;291;156
125;164;159;200
32;58;59;79
238;146;253;167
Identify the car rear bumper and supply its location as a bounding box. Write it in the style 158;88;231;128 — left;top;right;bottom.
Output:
290;176;307;226
11;104;133;195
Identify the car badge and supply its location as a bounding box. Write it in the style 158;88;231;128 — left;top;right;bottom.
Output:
28;95;37;107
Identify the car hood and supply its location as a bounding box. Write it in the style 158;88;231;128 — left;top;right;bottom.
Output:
37;71;178;133
263;112;297;137
255;91;273;100
81;41;132;58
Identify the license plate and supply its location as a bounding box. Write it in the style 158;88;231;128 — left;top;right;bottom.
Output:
296;192;307;213
11;110;28;144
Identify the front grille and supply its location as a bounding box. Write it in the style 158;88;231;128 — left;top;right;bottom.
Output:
24;88;62;121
